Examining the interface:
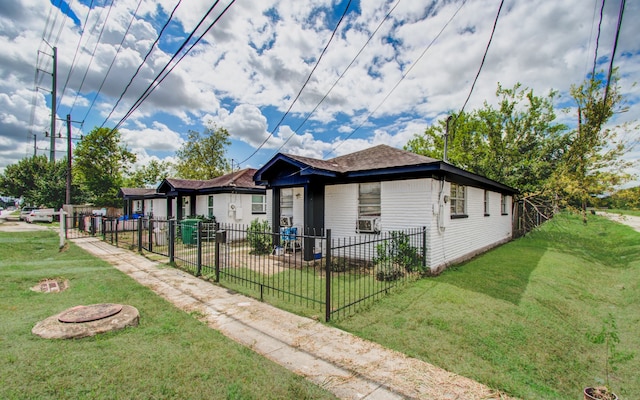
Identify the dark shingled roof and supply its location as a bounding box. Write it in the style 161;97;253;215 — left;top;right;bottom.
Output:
282;145;439;173
119;188;156;197
159;168;264;192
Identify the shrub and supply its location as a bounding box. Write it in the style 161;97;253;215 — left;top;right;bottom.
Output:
373;231;424;281
247;219;272;255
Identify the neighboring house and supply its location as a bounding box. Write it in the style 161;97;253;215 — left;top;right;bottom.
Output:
254;145;518;273
118;188;166;219
156;168;267;224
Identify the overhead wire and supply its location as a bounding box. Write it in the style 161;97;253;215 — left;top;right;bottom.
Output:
603;0;626;106
68;0;116;113
100;0;184;129
111;0;237;132
266;0;402;160
238;0;353;165
80;0;144;124
324;0;468;159
59;0;97;112
591;0;606;79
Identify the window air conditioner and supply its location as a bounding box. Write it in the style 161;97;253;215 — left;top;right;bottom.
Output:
280;215;293;227
357;217;380;233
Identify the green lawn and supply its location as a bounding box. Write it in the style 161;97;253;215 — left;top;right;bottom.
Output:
336;212;640;399
0;231;336;400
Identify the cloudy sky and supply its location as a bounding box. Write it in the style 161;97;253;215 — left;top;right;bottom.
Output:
1;0;638;186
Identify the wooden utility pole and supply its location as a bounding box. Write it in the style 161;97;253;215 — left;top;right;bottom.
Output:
50;46;57;163
66;114;72;205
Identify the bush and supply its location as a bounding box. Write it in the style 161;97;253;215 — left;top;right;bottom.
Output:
247;219;272;255
373;231;423;281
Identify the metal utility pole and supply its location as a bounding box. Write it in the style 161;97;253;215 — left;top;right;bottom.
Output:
50;46;57;163
66;114;72;205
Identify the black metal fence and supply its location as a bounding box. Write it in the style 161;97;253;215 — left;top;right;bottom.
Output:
63;213;427;321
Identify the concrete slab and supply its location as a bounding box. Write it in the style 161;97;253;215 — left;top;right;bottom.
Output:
72;237;511;400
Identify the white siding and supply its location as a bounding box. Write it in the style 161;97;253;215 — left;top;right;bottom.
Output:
427;183;512;272
325;184;358;237
191;193;267;225
380;179;431;231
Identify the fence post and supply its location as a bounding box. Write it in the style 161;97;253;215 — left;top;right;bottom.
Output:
325;229;332;322
137;218;142;253
59;208;65;248
422;226;427;270
196;221;202;276
169;219;175;264
102;218;106;241
148;218;154;253
214;230;226;283
115;218;119;246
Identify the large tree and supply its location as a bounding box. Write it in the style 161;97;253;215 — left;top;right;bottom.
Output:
0;155;86;208
73;127;136;207
175;124;230;180
406;83;570;195
550;73;634;222
124;159;174;188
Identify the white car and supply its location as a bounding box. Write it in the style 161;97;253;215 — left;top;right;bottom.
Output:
25;208;54;223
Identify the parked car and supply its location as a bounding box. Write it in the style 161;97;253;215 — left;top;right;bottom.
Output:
19;207;37;221
25;208;54;223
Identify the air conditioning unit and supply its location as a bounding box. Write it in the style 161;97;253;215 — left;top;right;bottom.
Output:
357;217;380;233
280;215;293;227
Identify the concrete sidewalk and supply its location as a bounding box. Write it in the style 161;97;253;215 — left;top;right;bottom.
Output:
72;237;509;400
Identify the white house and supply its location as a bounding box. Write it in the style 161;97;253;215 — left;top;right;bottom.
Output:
254;145;517;273
156;168;267;225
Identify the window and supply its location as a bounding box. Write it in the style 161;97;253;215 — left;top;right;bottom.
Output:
181;197;189;218
252;194;266;214
501;194;508;215
280;188;293;218
484;190;490;216
208;195;214;218
358;182;381;217
450;183;466;217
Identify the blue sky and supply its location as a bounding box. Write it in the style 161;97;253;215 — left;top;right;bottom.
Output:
1;0;638;187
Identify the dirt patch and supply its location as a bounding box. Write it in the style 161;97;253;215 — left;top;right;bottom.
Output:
31;278;69;293
0;220;51;232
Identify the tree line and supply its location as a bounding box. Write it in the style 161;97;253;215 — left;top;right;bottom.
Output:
1;73;637;214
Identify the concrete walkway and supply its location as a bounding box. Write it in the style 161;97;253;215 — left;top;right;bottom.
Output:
597;211;640;233
72;237;509;400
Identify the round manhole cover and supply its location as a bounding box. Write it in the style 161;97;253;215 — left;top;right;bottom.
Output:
58;303;123;323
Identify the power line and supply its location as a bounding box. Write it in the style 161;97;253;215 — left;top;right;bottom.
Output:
267;0;402;160
324;0;468;159
68;0;116;113
81;0;144;124
100;0;184;129
238;0;353;165
603;0;626;106
456;0;504;120
591;0;606;79
111;0;237;133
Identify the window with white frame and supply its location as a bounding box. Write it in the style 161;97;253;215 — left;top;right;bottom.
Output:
484;190;490;216
280;188;293;218
208;195;214;218
358;182;381;217
450;183;466;217
181;197;189;218
501;194;508;215
252;194;266;214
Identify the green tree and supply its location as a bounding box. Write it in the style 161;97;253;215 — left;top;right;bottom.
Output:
550;73;634;223
175;123;230;180
73;127;136;207
0;155;86;208
124;159;174;188
406;83;569;195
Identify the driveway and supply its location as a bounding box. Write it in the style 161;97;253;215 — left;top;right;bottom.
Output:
597;212;640;233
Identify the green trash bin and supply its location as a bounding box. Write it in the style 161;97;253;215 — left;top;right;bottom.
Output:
181;219;200;245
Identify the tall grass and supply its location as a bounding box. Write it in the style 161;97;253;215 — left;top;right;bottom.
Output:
0;231;335;400
336;212;640;399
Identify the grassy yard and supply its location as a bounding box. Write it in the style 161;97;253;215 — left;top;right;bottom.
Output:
336;212;640;399
0;231;336;400
607;209;640;217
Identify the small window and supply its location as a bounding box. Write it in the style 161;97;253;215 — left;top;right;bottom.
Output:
484;190;490;216
208;195;214;218
181;197;189;218
252;194;266;214
280;188;293;218
501;195;508;215
450;183;466;217
358;182;381;217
